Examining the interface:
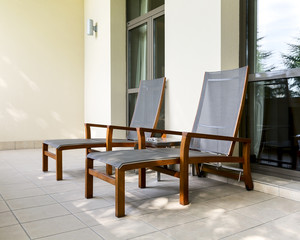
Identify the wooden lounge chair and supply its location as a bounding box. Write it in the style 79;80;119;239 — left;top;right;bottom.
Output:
42;77;166;180
85;66;253;217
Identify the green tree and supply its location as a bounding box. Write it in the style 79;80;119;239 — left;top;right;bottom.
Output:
282;36;300;68
256;37;275;73
282;37;300;97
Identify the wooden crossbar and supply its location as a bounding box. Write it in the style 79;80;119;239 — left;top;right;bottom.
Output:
44;151;56;160
149;166;180;178
88;169;116;185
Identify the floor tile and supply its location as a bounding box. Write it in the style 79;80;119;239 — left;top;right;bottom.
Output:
179;202;227;220
0;181;36;192
22;215;86;239
283;181;300;191
51;190;85;203
254;181;279;196
138;210;198;230
1;149;300;240
0;211;19;227
205;194;256;210
232;197;300;223
7;195;56;210
1;187;46;200
61;197;113;214
0;200;9;213
41;182;82;194
92;218;157;240
223;212;300;240
0;224;30;240
279;187;300;201
13;203;69;223
37;228;103;240
75;206;120;227
130;231;173;240
162;211;261;240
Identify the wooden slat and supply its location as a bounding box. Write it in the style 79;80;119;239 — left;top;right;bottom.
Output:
88;169;116;185
149;166;180;178
111;142;137;148
201;165;245;181
189;156;244;164
60;143;106;150
121;158;179;171
44;150;56;160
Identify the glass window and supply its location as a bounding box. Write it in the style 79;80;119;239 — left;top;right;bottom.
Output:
128;23;148;89
127;0;164;21
247;77;300;170
245;0;300;172
126;2;164;125
128;93;138;122
153;15;165;78
254;0;300;73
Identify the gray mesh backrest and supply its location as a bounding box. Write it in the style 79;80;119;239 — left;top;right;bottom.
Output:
190;67;248;155
127;78;165;140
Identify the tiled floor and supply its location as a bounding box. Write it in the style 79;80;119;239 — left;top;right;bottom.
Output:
1;149;300;240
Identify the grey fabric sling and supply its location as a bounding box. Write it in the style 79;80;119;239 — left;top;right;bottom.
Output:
88;67;248;166
127;78;165;140
44;77;165;149
190;66;247;155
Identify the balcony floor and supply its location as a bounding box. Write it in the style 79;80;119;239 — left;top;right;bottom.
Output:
0;149;300;240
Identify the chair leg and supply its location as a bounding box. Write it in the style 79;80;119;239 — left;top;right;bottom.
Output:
56;149;62;181
42;143;48;172
115;168;125;217
139;168;146;188
180;160;189;205
243;142;254;191
85;157;94;198
106;164;113;175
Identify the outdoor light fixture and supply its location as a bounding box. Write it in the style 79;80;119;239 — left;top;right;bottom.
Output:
87;19;97;36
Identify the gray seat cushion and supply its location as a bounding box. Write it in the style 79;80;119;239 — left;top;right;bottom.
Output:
88;148;215;168
44;138;136;149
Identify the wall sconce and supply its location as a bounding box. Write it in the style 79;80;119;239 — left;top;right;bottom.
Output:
87;19;97;36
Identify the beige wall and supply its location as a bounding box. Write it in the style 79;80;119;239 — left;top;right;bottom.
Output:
0;0;84;145
0;0;239;148
221;0;240;70
84;0;126;138
165;0;222;132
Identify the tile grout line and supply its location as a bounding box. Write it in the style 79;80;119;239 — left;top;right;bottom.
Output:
0;192;33;240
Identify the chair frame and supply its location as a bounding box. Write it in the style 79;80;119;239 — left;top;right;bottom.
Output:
85;67;254;217
43;78;166;180
85;127;253;217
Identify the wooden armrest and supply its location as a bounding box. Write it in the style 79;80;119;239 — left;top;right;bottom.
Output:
85;123;108;128
84;123;108;139
84;123;136;140
137;127;183;136
179;132;251;159
107;125;136;132
183;132;250;143
137;127;183;149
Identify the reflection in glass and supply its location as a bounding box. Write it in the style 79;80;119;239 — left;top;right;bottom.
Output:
247;77;300;170
128;93;138;123
153;15;165;130
255;0;300;72
128;24;147;89
153;15;165;78
127;0;164;21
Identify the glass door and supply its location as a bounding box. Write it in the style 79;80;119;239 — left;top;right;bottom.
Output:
244;0;300;174
128;22;148;121
127;5;164;125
